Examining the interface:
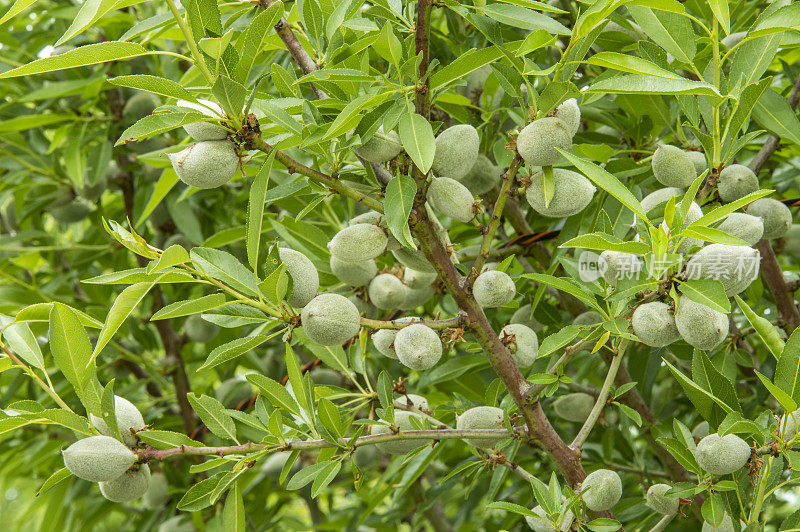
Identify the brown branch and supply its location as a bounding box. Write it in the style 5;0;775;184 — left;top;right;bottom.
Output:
259;0;328;99
755;240;800;331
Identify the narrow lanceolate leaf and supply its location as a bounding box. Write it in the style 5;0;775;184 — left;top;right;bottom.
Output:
559;233;649;254
627;5;695;64
137;429;203;449
398;112;435;174
212;76;247;123
246;374;300;415
692;351;741;415
199;335;269;371
36;468;71;497
180;0;223;39
246;151;276;271
430;46;503;89
678;279;731;314
107;75;194;101
234;2;284;82
706;0;730;36
115;111;205;146
91;281;159;365
49;303;92;391
151;293;227;320
0;0;40;25
541;165;555;209
190;248;260;297
147;245;191;274
587;75;724;102
187;393;238;442
56;0;124;46
584;52;683;80
755;371;798;413
776;329;800;404
384;175;417;249
522;274;603;312
0;42;149;80
223;482;246;532
1;319;45;370
663;359;731;420
558;151;650;224
177;475;221;511
734;296;784;359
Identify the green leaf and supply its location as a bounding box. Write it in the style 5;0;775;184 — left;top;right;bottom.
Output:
374;24;402;66
776;329;800;405
108;75;194;101
36;468;71;497
558;151;650;224
0;0;40;25
541;165;555;209
0;42;149;80
199;335;269;371
212;76;247;122
235;2;284;83
190;247;259;297
480;4;570;34
537;325;582;358
707;0;730;36
1;319;44;370
521;273;602;312
485;501;538;517
612;402;642;427
116;111;205;146
680;225;751;247
692;350;741;416
0;114;74;133
137;429;203;449
663;359;716;421
755;371;797;413
725;78;771;140
57;0;132;46
585;518;622;532
286;461;331;491
399;111;435;175
222;482;246;532
246;151;276;271
688;189;773;228
298;0;324;44
147;245;191;274
317;397;343;439
180;0;222;39
588;74;724;102
752;88;800;147
49;303;92;392
729;34;781;88
430;46;503;90
187;393;238;442
246;374;300;415
702;493;726;527
678;279;731;314
311;461;341;497
559;233;649;254
91;281;159;364
627;5;695;64
585;52;683;79
177;475;221;511
384;175;417;249
735;295;784;359
16;302;103;328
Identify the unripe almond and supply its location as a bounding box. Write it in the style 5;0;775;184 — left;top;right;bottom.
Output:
404;268;437;290
499;323;538;368
510;304;545;332
278;248;319;308
396;393;429;412
394;323;442;370
646;483;679;515
168;140;239;189
460;154;501;195
426;176;475;223
432;124;480;180
400;283;435;310
525;168;595;218
718;164;758;203
694;433;750;475
368;273;406;309
780;408;800;440
716;213;764;246
553;392;594;423
473;270;515;308
631;302;679;347
745;198;792;239
598;250;642;286
62;435;136;482
354;127;402;163
702;513;735;532
516;117;572;166
176;99;228;141
328;224;388;262
330;256;377;287
348;210;384;226
554;98;581;137
373;411;426;454
301;294;361;346
692;421;710;440
142;471;170;509
456;406;505;449
685;243;760;296
652;145;695;187
157;516;195;532
675;295;729;350
581;468;622;511
575;311;602;326
89;395;145;448
371;317;418;359
687;150;707;175
99;464;151;502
